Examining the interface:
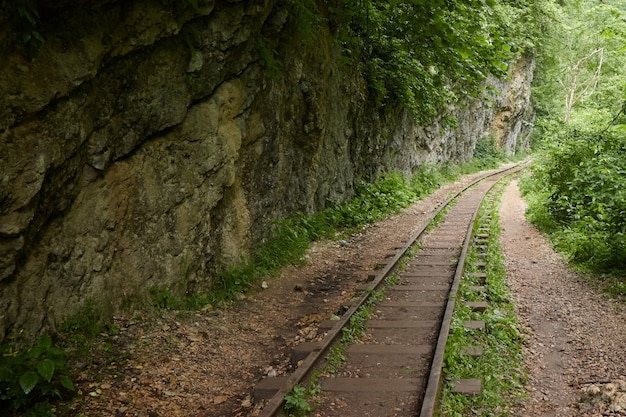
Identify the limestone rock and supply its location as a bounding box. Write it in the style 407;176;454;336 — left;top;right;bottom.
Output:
0;0;534;342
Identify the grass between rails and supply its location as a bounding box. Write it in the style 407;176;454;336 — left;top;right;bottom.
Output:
284;198;457;416
284;244;419;417
440;178;526;416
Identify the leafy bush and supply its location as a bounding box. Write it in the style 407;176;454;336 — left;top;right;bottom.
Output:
0;0;44;51
275;0;550;124
472;135;508;170
0;335;75;416
523;122;626;270
331;173;417;228
333;0;520;123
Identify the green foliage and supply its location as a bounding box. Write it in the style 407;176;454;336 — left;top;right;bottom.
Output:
341;289;383;344
0;334;75;417
284;0;321;41
149;286;212;311
150;286;181;310
523;122;626;271
58;299;125;370
526;0;626;294
269;0;549;123
532;0;626;121
0;0;44;50
607;278;626;298
257;36;283;78
284;385;312;417
330;173;418;228
326;0;546;123
442;180;526;416
58;300;106;350
472;135;507;170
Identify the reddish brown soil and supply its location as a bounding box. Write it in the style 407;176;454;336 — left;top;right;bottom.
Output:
500;180;626;417
63;170;626;417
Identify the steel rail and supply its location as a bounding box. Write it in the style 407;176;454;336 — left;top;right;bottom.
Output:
419;163;525;416
258;162;526;417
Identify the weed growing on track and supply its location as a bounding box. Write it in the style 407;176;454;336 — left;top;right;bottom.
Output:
300;287;379;403
291;245;422;415
441;178;526;416
284;385;313;417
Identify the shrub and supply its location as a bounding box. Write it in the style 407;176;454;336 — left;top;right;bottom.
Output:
0;335;75;416
523;122;626;270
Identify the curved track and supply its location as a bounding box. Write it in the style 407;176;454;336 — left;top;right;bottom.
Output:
255;163;525;417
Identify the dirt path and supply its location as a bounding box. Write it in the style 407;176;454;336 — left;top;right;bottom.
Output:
68;171;626;417
500;180;626;417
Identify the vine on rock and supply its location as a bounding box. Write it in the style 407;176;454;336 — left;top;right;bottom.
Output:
280;0;551;124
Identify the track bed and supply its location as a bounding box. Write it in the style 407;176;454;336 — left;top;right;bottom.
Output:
255;165;523;417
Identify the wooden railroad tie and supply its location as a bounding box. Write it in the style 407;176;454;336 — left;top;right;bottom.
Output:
465;301;489;313
463;320;486;331
452;378;482;396
461;345;484;358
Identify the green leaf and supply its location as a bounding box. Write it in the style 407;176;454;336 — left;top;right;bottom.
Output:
19;371;39;395
59;376;76;392
38;334;52;350
48;347;66;357
37;359;55;382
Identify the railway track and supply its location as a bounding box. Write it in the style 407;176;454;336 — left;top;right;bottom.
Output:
254;163;525;417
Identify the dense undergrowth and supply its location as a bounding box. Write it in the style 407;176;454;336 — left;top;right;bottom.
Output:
520;121;626;296
522;0;626;296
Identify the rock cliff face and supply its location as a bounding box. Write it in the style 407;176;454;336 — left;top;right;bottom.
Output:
0;0;534;342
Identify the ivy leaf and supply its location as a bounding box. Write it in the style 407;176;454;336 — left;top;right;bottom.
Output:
37;359;55;382
19;371;39;394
